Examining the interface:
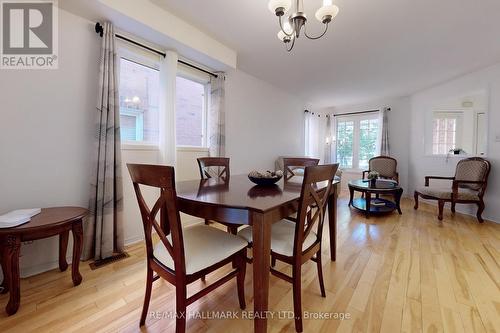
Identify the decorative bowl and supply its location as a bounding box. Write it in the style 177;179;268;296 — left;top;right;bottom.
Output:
248;170;283;186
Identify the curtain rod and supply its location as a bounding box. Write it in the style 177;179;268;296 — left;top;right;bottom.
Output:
333;108;390;117
95;22;218;78
304;110;322;117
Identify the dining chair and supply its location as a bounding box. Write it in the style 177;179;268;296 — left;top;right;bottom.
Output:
127;164;248;333
238;163;339;332
283;157;320;180
414;157;491;222
197;157;239;234
197;157;230;181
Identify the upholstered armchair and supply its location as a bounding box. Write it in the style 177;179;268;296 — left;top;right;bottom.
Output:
414;157;491;222
362;156;399;183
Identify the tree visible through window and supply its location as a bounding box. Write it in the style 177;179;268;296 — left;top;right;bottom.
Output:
336;114;379;170
336;120;354;169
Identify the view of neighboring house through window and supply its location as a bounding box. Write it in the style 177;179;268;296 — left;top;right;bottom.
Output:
118;58;160;144
175;72;208;147
336;113;379;170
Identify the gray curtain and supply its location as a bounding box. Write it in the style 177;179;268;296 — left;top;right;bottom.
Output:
85;22;124;261
209;73;226;158
380;107;390;156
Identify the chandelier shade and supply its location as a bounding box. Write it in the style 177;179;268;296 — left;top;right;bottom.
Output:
269;0;339;52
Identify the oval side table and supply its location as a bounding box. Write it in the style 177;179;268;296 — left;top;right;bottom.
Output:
0;206;88;315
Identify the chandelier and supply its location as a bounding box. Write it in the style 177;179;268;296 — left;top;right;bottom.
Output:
268;0;339;52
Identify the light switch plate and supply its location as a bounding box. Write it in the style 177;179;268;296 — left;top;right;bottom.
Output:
496;135;500;142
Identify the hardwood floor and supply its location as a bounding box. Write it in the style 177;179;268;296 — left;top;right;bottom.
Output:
1;197;499;333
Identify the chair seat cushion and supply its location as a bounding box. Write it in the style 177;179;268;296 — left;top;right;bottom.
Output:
238;219;317;257
153;225;247;275
417;187;479;201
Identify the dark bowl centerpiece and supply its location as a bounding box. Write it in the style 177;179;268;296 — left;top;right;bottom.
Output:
248;170;283;186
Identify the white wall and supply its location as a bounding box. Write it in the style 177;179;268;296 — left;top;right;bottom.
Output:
0;10;100;277
409;63;500;222
225;70;307;174
323;97;412;195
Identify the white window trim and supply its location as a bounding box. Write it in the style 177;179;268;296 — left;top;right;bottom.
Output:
336;113;380;172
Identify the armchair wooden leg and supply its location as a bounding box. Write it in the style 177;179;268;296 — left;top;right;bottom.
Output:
204;219;210;225
414;192;419;210
451;201;456;213
438;200;445;221
477;201;485;223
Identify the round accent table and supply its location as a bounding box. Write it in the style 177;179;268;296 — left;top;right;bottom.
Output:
348;179;403;218
0;207;88;315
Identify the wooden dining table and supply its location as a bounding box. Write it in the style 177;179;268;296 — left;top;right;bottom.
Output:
176;174;340;333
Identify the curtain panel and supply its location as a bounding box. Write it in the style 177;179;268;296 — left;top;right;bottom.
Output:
379;107;390;156
85;22;124;261
209;73;226;158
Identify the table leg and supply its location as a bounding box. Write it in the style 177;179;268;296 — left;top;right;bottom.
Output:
395;189;403;215
2;235;21;315
71;220;83;286
59;230;69;271
0;246;9;294
328;184;338;262
365;192;371;219
348;185;354;207
251;211;272;333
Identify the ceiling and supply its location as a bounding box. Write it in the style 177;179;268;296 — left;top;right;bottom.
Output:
151;0;500;108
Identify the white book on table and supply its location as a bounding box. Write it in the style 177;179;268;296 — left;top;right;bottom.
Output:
0;208;41;228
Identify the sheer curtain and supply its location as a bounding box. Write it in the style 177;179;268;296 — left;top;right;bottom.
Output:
378;107;390;156
85;22;124;261
324;115;332;163
209;73;226;158
304;111;320;157
159;51;178;166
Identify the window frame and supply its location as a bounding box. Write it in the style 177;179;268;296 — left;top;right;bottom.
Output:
335;113;380;172
117;42;161;150
175;64;210;149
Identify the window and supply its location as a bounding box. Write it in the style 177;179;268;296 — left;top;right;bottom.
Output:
118;58;160;144
176;68;209;147
432;112;462;155
336;114;379;170
336;120;354;169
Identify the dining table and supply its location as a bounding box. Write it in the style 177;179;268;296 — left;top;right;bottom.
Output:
175;174;340;333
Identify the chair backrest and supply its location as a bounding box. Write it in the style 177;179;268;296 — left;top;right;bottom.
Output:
369;156;398;179
127;164;187;275
283;157;320;180
197;157;230;180
293;164;339;257
454;157;491;191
